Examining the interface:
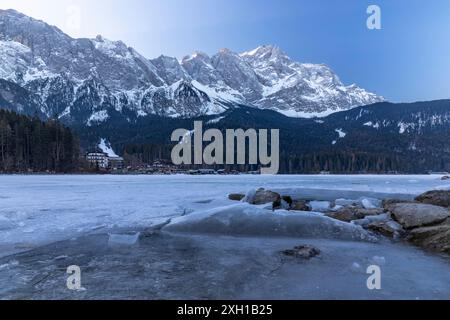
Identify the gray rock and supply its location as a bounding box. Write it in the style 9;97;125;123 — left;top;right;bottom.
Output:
326;207;363;222
249;189;281;205
408;219;450;254
326;206;383;223
367;220;404;238
228;194;245;201
272;199;290;211
281;245;321;259
415;190;450;208
382;199;415;212
282;196;293;207
357;208;385;216
390;203;450;229
291;200;311;212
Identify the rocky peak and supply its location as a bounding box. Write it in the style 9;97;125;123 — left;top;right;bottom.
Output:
0;10;384;123
150;55;188;85
241;45;288;60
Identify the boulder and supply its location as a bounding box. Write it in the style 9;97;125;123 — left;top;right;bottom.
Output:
291;200;311;212
367;220;404;238
326;206;383;223
272;199;291;211
282;196;293;207
357;208;385;216
249;189;281;205
281;245;320;259
382;199;415;212
389;203;450;229
415;190;450;208
408;219;450;254
228;193;245;201
326;207;363;222
441;176;450;181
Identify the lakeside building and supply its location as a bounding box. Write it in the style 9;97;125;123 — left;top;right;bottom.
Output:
86;152;109;169
86;152;124;170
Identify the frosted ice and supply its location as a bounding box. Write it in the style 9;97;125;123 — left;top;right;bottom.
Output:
0;174;450;299
108;232;141;246
0;174;449;258
309;201;332;212
164;203;376;242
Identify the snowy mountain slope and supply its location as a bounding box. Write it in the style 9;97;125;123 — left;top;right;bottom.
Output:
76;99;450;173
240;45;382;116
0;9;383;125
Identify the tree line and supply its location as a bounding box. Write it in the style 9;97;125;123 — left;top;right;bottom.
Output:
119;142;426;174
0;110;80;173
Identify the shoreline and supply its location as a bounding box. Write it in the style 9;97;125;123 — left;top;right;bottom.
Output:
0;173;448;177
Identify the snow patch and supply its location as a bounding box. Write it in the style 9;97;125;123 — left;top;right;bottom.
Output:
335;128;347;138
98;138;118;157
87;110;109;126
207;116;226;124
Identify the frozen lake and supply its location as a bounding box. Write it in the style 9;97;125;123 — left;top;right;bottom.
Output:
1;174;449;257
0;174;449;299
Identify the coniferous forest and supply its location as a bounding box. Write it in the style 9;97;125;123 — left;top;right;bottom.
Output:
0;110;80;173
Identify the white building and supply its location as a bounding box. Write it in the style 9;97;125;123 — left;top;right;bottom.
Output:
86;152;109;169
109;156;124;170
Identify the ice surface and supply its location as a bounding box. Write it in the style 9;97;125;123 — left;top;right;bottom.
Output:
0;174;449;258
309;201;332;212
108;232;140;246
1;233;449;300
0;174;450;299
164;203;377;242
360;197;381;209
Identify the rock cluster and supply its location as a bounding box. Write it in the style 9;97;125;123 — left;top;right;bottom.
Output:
229;188;450;255
228;188;311;211
281;245;321;259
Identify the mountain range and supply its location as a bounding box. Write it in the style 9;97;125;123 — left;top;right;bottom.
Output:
2;9;450;173
0;9;383;126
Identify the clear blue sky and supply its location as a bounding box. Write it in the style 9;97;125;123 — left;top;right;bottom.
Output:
1;0;449;102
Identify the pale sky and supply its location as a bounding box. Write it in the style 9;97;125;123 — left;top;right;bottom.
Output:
1;0;450;103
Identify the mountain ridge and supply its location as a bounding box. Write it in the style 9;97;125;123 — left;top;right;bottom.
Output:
0;9;383;125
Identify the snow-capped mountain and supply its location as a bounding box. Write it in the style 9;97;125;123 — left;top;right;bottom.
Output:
0;9;383;125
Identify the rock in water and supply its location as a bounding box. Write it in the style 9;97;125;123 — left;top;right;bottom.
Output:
367;220;404;238
389;203;450;229
282;196;293;207
291;200;311;212
272;199;290;211
326;207;363;222
408;219;450;254
415;190;450;208
358;208;385;216
382;199;415;212
326;206;383;223
248;188;281;205
228;194;245;201
281;245;321;259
